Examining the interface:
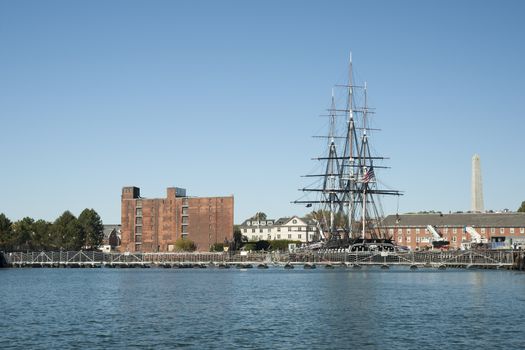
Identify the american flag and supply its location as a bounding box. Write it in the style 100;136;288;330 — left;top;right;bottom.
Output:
362;167;375;183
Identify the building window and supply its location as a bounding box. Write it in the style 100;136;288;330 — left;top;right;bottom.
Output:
389;229;394;235
500;228;505;234
510;228;515;234
267;234;271;240
406;237;411;243
277;227;281;232
135;235;142;243
444;228;448;234
244;229;247;233
260;229;263;233
182;207;188;215
452;236;457;242
135;243;141;251
521;228;525;234
416;228;420;235
268;221;273;225
398;236;402;243
252;235;256;241
182;216;189;224
182;225;188;233
397;229;402;235
416;237;420;243
277;234;281;239
136;217;142;225
288;234;292;239
298;234;302;239
293;219;297;224
135;226;142;234
481;228;486;234
491;228;495;233
136;200;142;208
288;227;291;232
407;229;411;235
136;208;142;216
252;229;255;233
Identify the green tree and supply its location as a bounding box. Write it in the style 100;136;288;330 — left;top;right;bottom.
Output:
0;213;13;251
51;211;85;250
12;217;35;251
174;237;196;252
269;240;301;251
518;201;525;213
305;209;347;230
32;219;52;250
78;208;104;249
210;243;224;252
233;226;244;250
255;240;271;251
251;212;267;221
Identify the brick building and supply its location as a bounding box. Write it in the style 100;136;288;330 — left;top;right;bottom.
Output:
120;186;234;252
383;212;525;250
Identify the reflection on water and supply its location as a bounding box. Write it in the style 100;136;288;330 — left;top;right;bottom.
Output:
1;268;525;349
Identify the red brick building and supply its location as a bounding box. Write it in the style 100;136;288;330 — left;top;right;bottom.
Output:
120;186;234;252
383;213;525;250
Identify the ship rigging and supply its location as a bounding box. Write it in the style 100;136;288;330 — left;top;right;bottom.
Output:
294;55;402;250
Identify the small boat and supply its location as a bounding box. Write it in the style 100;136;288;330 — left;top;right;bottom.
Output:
303;263;316;269
284;263;294;269
257;263;269;269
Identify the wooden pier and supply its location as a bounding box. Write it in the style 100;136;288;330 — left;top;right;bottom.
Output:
2;249;524;270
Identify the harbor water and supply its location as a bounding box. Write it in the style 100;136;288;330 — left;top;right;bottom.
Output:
1;267;525;349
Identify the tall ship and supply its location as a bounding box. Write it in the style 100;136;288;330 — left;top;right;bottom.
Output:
294;55;402;251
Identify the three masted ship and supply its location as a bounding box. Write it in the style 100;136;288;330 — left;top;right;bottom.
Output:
294;55;402;251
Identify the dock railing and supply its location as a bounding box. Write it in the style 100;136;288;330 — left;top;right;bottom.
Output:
4;249;522;269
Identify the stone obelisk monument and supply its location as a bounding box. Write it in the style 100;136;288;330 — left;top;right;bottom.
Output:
471;154;484;212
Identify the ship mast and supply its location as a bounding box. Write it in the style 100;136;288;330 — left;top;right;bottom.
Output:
294;55;402;245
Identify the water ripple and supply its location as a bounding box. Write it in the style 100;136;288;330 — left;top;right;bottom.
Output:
1;268;525;349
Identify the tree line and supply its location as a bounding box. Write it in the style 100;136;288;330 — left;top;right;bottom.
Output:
0;209;104;252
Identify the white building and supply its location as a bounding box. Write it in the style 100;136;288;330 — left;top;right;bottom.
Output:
238;216;319;243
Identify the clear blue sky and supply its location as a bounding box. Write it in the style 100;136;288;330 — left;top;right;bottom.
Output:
1;0;524;224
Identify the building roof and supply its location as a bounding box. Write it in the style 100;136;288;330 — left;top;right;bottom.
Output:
238;215;314;227
383;213;525;228
103;224;121;239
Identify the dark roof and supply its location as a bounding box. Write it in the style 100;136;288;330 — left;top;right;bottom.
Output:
103;224;121;239
238;215;314;227
383;213;525;227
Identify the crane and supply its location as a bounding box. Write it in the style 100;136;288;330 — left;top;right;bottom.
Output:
460;226;488;250
426;225;450;249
